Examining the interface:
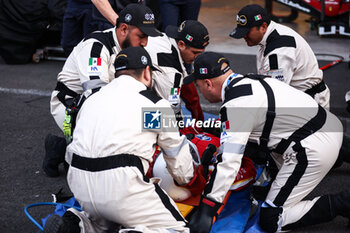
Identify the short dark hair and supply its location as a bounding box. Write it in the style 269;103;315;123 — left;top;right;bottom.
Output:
115;68;145;79
256;20;271;30
176;39;191;48
262;19;271;26
116;21;136;29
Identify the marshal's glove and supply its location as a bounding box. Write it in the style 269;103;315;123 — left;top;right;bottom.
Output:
188;196;223;233
201;144;217;178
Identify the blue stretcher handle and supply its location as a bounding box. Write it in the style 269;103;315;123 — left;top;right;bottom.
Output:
24;202;82;232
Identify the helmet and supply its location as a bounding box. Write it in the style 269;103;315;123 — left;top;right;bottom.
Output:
152;140;200;202
153;152;192;201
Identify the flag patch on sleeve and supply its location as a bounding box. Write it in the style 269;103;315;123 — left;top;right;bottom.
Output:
87;57;103;75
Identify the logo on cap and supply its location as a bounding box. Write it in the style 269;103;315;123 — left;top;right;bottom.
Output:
200;68;208;74
141;56;148;65
254;14;262;21
218;57;225;63
145;13;154;21
178;21;185;32
125;14;132;22
116;54;127;59
237;15;247;26
185;34;193;42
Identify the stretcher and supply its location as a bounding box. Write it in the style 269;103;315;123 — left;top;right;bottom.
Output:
25;187;265;233
26;165;268;232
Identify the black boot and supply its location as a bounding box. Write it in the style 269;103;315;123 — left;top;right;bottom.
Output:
340;135;350;164
282;191;350;231
330;190;350;219
42;134;67;177
282;195;335;231
43;211;80;233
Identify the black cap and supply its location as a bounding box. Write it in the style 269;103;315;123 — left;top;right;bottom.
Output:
229;4;270;39
183;52;230;84
114;46;158;72
165;20;209;49
117;3;162;37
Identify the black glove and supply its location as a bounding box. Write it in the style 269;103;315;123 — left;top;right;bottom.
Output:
188;196;223;233
201;144;217;178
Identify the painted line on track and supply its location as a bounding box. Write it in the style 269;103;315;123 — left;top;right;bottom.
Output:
0;87;51;97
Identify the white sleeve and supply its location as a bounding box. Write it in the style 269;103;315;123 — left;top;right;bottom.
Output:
156;100;194;185
75;41;111;95
152;70;182;99
206;102;258;203
263;47;296;85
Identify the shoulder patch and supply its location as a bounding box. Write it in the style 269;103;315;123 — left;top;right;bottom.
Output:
157;45;183;73
174;73;181;88
139;89;162;104
223;84;253;104
90;42;103;58
220;106;228;122
264;30;296;57
84;31;116;56
268;54;278;70
88;44;104;79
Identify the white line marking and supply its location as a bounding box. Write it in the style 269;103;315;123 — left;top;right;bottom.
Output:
0;87;51;97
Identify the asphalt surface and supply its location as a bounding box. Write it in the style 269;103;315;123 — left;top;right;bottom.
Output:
0;54;349;233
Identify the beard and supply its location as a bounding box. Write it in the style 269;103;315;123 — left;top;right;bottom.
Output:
121;34;131;49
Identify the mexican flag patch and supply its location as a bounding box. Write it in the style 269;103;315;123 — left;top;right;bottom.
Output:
89;57;101;66
185;34;193;42
200;68;208;74
87;57;102;75
254;14;262;21
221;120;230;131
170;88;180;95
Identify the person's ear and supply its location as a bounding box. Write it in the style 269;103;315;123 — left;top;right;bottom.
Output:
261;22;268;34
143;66;152;87
177;40;187;51
119;23;129;37
144;66;151;81
204;79;213;89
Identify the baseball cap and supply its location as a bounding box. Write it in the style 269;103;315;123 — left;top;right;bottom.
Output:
229;4;270;39
165;20;209;49
114;46;158;72
117;3;162;37
183;52;230;85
